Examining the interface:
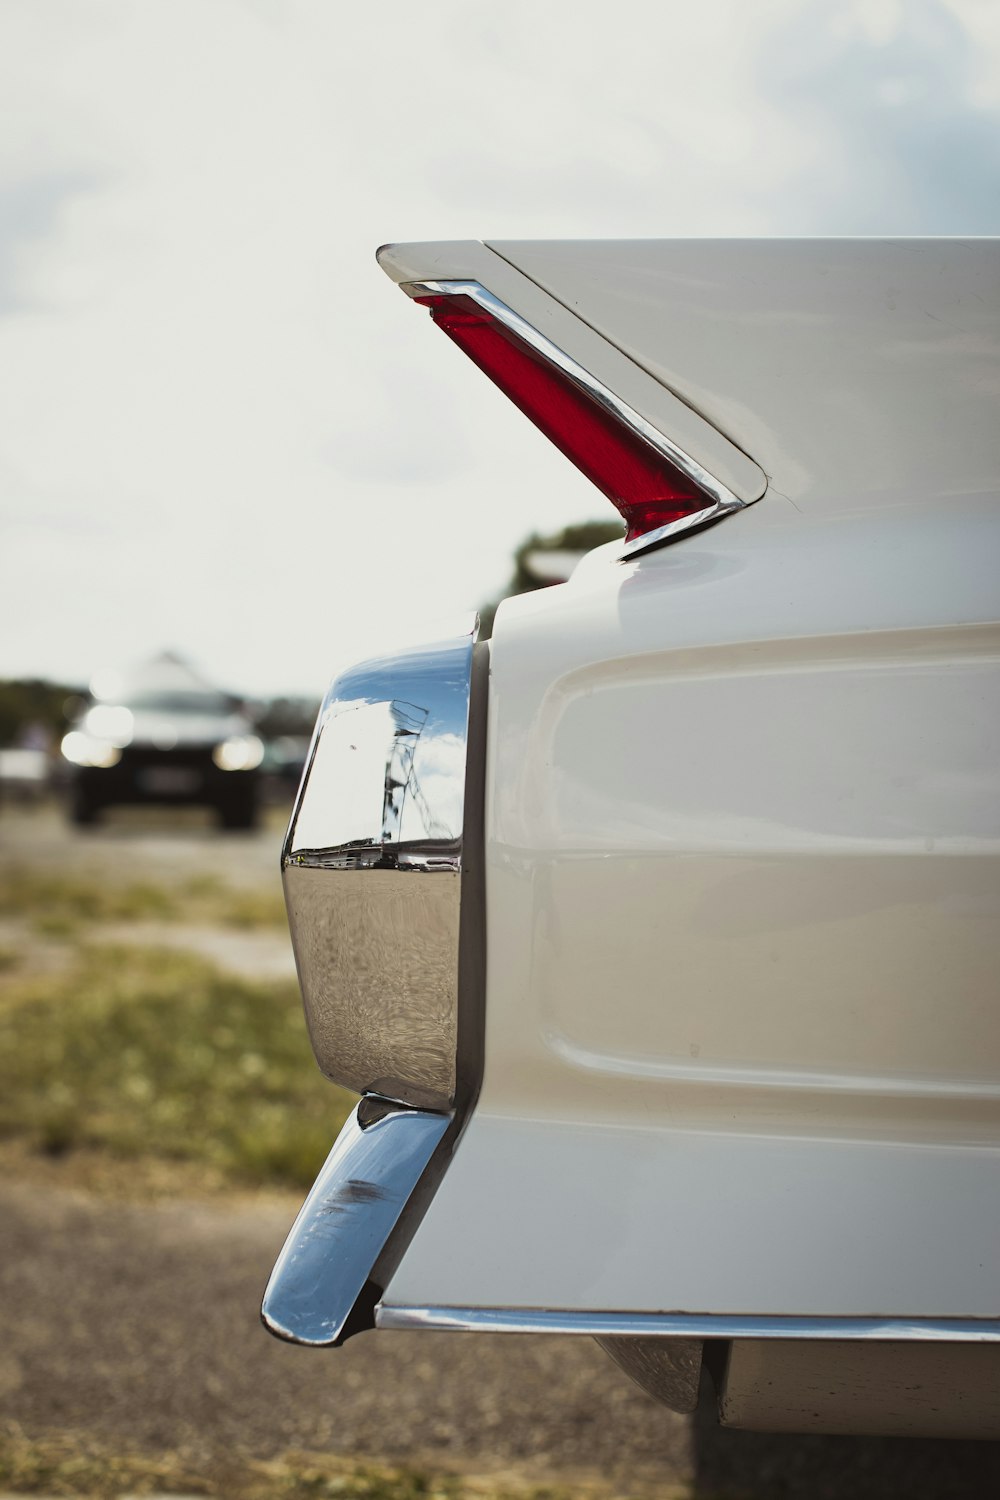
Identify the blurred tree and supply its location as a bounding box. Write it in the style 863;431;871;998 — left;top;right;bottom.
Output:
254;696;321;738
478;519;623;638
0;679;83;748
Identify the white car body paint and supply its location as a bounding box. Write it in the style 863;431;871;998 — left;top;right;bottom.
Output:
384;499;1000;1318
376;239;1000;1326
484;238;1000;518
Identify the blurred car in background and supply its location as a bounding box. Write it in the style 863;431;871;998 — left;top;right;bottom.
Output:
61;652;263;828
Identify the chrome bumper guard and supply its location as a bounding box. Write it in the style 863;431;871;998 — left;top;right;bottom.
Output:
263;616;485;1346
262;1100;449;1345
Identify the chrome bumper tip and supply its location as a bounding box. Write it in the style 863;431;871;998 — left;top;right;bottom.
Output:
261;1099;450;1347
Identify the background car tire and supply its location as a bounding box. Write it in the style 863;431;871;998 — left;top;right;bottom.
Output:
217;789;258;832
70;787;100;827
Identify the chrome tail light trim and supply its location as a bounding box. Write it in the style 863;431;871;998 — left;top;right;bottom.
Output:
617;499;740;559
282;616;479;1112
402;279;749;558
262;1100;450;1347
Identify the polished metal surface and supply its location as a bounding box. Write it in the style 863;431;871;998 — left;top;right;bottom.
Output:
618;501;732;558
283;617;477;1110
262;1100;450;1347
403;279;747;552
597;1336;703;1413
376;1305;1000;1342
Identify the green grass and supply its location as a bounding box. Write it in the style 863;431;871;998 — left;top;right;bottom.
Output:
0;1429;617;1500
0;866;288;936
0;1431;468;1498
0;942;353;1188
0;1426;629;1499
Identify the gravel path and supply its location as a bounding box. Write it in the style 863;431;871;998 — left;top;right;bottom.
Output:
0;1176;691;1495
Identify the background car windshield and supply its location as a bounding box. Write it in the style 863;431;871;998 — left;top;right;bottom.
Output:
122;691;234;716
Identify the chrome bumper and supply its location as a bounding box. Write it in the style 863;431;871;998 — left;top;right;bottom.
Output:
262;1100;449;1346
264;616;486;1346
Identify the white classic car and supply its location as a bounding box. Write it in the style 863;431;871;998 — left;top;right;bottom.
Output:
263;238;1000;1439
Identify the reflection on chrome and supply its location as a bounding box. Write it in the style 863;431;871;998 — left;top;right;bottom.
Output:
375;1305;1000;1342
262;1099;450;1347
282;616;478;1110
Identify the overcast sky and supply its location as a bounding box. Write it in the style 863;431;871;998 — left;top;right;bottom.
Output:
2;0;999;697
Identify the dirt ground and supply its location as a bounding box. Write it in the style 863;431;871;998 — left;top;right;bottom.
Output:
2;802;1000;1498
0;1170;693;1493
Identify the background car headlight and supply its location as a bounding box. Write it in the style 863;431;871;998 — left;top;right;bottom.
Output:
212;735;264;772
60;731;122;768
83;704;134;747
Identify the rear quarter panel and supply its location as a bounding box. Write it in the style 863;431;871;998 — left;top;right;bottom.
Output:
383;495;1000;1318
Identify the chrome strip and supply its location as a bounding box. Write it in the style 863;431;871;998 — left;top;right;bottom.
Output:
375;1305;1000;1343
618;501;734;559
282;616;477;1111
262;1101;450;1347
403;279;748;557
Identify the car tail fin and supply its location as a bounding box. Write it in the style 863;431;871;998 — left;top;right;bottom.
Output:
377;240;766;557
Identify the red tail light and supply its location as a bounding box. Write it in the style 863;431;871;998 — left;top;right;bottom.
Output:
414;292;712;543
